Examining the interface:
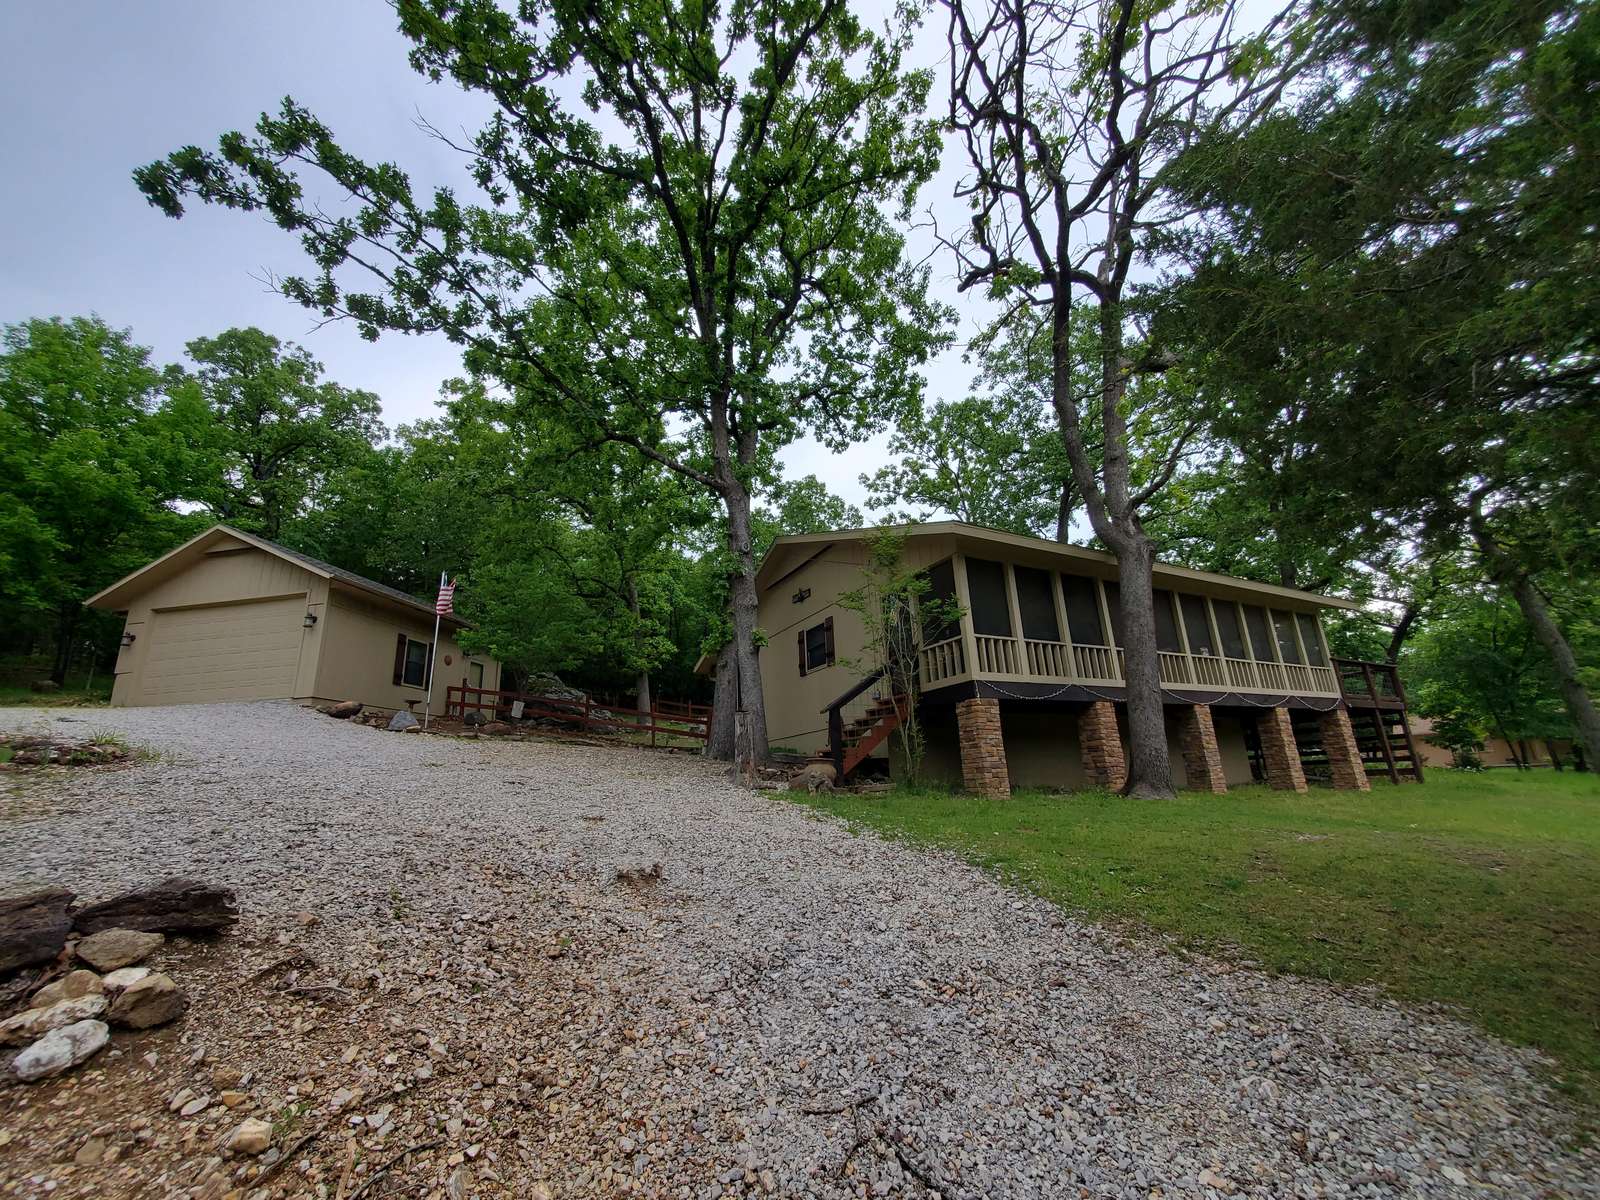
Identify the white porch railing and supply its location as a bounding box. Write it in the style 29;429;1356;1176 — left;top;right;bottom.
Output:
920;637;1339;697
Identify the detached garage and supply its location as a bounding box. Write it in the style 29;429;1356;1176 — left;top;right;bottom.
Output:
86;525;501;711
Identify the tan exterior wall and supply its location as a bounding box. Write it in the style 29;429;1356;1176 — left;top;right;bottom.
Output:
758;535;959;751
110;547;323;706
313;590;500;712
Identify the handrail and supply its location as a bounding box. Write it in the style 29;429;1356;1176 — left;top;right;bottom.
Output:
822;667;887;777
819;667;887;717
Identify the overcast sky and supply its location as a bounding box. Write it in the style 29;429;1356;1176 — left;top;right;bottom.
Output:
0;1;985;510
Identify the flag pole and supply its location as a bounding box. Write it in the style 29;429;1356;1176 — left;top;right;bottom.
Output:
424;570;446;729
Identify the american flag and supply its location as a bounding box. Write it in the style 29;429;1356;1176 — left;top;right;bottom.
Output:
435;577;456;615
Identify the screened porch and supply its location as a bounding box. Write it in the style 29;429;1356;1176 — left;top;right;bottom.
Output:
916;553;1342;698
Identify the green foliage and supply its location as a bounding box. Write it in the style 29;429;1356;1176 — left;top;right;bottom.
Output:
0;317;211;678
1410;589;1585;749
182;328;385;539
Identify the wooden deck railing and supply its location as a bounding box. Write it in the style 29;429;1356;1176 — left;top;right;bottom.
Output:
444;682;711;744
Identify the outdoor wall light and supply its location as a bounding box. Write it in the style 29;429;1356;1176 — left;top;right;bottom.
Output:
120;631;136;646
792;587;811;605
303;611;318;628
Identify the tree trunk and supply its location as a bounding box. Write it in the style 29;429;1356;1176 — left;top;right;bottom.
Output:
1507;573;1600;763
1110;537;1174;798
706;480;769;764
1054;482;1073;542
636;670;652;727
1385;600;1420;664
707;642;737;758
1469;511;1600;763
1547;739;1565;771
625;575;651;727
50;607;79;685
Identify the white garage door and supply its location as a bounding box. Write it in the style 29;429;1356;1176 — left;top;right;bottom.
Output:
137;596;307;705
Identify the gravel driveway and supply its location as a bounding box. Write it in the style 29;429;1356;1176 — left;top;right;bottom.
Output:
1;702;1595;1199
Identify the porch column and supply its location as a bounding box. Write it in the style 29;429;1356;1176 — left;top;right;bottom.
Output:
1179;704;1228;794
1078;700;1127;792
1258;705;1308;793
1319;706;1371;791
956;697;1010;799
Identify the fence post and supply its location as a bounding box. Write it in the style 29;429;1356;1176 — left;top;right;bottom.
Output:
584;692;592;735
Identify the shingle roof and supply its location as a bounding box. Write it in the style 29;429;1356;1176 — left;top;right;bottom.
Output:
247;532;465;626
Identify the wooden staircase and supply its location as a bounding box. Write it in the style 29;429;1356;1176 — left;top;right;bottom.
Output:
1330;657;1424;784
832;695;909;777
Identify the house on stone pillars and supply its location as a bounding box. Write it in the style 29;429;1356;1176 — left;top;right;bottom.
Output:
755;523;1422;796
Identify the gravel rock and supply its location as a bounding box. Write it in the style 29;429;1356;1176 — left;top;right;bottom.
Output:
106;971;187;1029
11;1019;109;1082
225;1118;272;1155
0;700;1594;1198
0;995;108;1046
29;968;103;1009
74;927;163;971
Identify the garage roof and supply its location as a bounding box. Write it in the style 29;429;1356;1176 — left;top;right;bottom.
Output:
85;524;472;628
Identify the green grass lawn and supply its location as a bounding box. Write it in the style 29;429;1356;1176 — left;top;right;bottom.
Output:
796;769;1600;1104
0;683;110;707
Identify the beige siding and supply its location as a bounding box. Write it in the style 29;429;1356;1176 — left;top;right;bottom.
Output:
313;591;499;712
111;547;319;706
758;534;958;750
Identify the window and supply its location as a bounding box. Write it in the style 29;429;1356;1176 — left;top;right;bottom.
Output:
1014;566;1059;641
1104;582;1125;646
1272;610;1304;664
964;558;1012;637
1296;612;1328;666
1214;601;1247;659
1062;574;1105;646
1242;605;1274;662
1180;595;1216;656
393;634;432;688
1153;589;1183;653
797;617;834;675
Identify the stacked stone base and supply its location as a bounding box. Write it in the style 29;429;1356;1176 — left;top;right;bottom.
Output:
1319;707;1372;791
1258;705;1308;793
1078;700;1127;792
956;698;1010;799
1179;704;1229;794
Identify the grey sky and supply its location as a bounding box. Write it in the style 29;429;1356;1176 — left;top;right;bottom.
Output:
1;1;983;509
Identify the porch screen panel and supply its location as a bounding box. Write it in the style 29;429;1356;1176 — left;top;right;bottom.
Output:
1243;605;1274;661
1271;610;1304;663
1296;612;1328;666
1062;574;1106;645
924;559;960;643
1214;602;1247;658
1153;589;1183;653
1014;566;1059;641
1103;582;1125;646
1180;595;1217;655
965;558;1012;637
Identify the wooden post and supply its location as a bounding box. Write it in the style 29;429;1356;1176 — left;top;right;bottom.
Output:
829;705;845;777
1360;661;1400;784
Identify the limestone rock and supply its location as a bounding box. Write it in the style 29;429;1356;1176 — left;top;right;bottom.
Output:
324;700;363;719
101;966;151;992
225;1118;273;1156
108;972;187;1029
463;710;488;727
73;877;238;934
0;995;108;1046
30;968;103;1009
789;762;838;794
387;709;419;732
11;1019;109;1082
480;721;510;734
75;928;164;972
0;887;73;973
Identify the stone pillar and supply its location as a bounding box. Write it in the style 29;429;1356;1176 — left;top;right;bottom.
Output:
1319;706;1371;791
1078;700;1127;792
1258;705;1307;793
956;698;1010;799
1179;704;1229;794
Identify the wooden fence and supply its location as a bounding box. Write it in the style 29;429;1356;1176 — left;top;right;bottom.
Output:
443;682;712;745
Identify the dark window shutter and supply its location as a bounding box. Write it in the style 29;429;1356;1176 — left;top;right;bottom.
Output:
797;629;807;677
823;616;835;665
393;633;407;685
